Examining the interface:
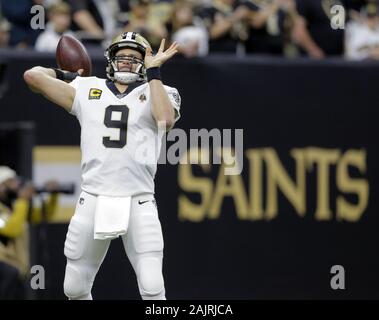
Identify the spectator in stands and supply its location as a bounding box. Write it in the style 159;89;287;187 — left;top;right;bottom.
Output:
35;2;73;52
167;0;208;57
345;1;379;59
118;0;131;12
345;0;369;13
0;0;42;48
0;166;59;299
123;0;167;49
0;11;10;48
199;0;250;54
64;0;118;44
292;0;346;58
244;0;297;56
116;0;131;27
150;0;176;26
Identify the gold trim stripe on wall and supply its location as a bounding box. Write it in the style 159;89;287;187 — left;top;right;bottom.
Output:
34;146;81;163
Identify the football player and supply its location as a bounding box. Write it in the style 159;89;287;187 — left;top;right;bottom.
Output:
23;32;181;300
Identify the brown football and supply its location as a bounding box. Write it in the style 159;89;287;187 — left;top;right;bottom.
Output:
56;35;92;77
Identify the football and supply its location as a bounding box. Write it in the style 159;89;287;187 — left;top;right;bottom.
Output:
56;35;92;77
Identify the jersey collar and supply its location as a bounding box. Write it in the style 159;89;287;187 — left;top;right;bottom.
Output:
106;79;145;99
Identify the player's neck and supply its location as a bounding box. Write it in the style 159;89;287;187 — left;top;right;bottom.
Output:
114;82;128;94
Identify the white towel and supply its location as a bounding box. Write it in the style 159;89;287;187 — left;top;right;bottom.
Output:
94;195;131;240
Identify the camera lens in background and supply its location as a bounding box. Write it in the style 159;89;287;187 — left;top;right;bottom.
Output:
35;183;75;195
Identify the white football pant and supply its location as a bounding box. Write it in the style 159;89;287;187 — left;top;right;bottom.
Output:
63;191;165;300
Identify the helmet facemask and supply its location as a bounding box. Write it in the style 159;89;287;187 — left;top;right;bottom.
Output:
111;54;145;84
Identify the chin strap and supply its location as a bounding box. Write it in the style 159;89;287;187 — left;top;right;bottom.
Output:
114;71;139;84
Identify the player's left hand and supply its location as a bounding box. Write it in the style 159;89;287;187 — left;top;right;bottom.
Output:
144;39;179;69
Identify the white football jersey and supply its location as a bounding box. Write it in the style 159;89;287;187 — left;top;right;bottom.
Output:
69;76;181;197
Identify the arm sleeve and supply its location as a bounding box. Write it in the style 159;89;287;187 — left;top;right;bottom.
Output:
243;1;260;12
295;0;309;18
30;194;59;224
68;77;82;118
64;0;89;13
165;87;181;123
198;7;216;31
0;200;29;238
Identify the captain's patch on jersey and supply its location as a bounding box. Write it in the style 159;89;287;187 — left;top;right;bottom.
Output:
88;88;102;100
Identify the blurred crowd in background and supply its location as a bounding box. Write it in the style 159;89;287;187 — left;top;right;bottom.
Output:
1;0;379;60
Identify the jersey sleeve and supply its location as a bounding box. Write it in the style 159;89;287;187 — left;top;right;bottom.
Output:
242;0;260;12
198;7;216;31
64;0;88;13
165;86;181;123
68;76;82;118
295;0;310;19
